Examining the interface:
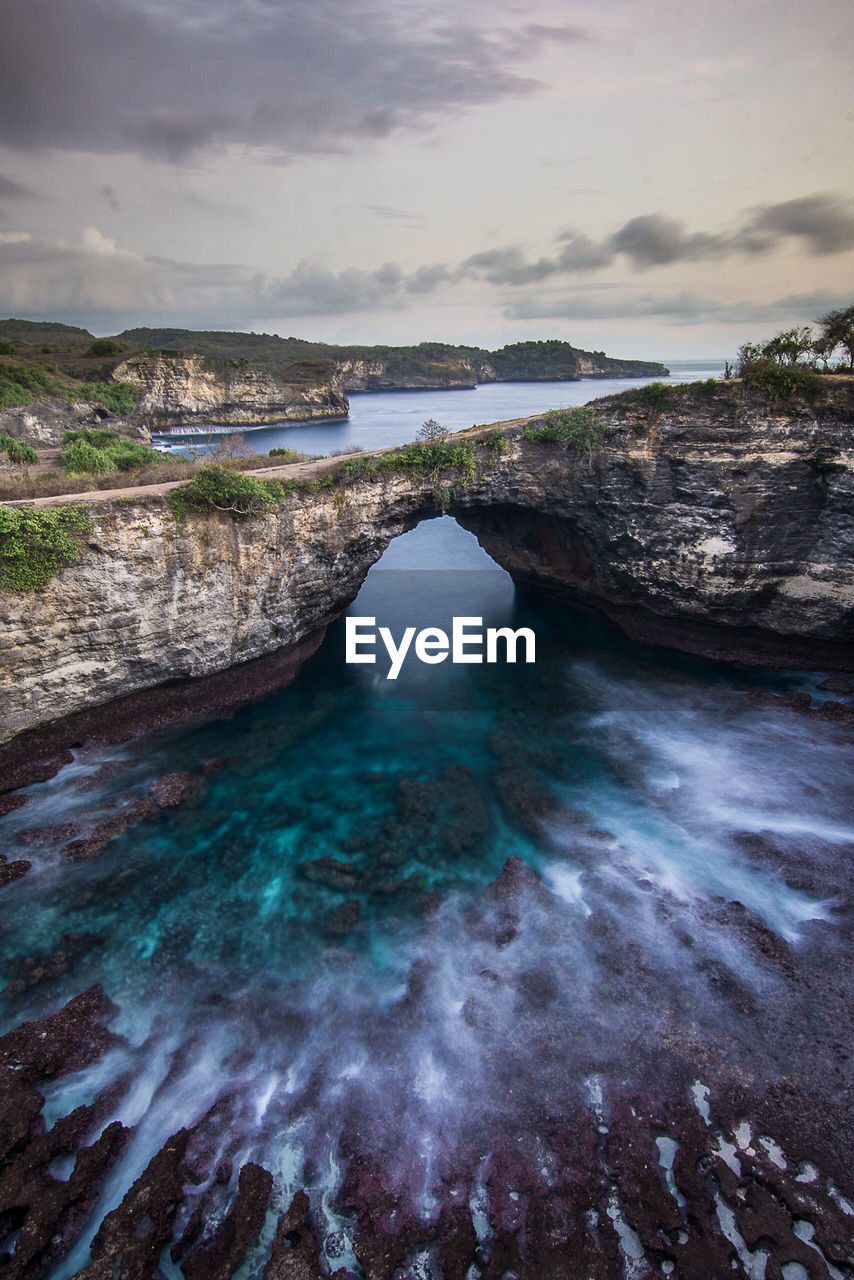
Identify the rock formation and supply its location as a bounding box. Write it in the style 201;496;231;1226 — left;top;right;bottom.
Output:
1;380;852;747
114;351;348;429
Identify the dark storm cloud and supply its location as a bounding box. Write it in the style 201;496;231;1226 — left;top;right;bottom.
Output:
0;0;578;161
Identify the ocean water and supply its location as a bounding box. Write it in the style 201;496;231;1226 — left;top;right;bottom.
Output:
153;361;725;455
4;382;854;1275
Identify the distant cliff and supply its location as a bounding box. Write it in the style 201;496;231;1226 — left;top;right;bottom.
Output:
114;352;348;429
116;328;669;392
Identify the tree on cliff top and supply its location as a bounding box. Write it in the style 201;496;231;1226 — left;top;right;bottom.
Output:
816;304;854;369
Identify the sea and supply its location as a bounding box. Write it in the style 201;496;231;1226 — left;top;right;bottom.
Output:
3;363;853;1276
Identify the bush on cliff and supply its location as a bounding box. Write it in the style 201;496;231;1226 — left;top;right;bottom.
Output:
0;433;38;465
523;405;606;454
0;505;93;592
61;429;162;475
168;464;281;519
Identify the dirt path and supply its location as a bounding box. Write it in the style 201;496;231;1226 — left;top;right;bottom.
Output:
2;420;527;510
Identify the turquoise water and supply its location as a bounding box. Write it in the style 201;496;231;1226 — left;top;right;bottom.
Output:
2;515;853;1276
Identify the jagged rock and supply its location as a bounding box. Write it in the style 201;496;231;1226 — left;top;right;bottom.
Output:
72;1129;191;1280
0;794;30;816
179;1162;273;1280
17;820;82;847
0;1110;130;1279
263;1189;346;1280
64;795;158;858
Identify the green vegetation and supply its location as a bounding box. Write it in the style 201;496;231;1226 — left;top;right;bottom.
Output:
114;327;668;385
0;340;16;356
733;305;854;397
0;319;94;346
338;419;479;507
167;464;285;519
72;380;141;415
0;505;93;592
0;433;38;465
524;405;607;455
85;337;127;357
0;361;67;408
815;304;854;370
268;446;306;461
736;359;819;400
61;429;162;475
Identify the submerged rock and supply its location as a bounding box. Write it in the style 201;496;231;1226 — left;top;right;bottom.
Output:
149;771;204;809
297;856;361;890
323;899;362;935
0;856;31;889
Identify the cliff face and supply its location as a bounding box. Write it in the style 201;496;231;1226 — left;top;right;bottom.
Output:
338;356;490;392
114;353;349;429
338;346;668;391
1;381;852;746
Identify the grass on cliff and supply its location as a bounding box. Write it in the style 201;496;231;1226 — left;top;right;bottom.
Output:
0;505;93;592
0;361;68;409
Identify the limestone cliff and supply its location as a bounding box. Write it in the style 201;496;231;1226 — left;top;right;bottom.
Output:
114;352;349;429
338;356;491;392
1;380;852;746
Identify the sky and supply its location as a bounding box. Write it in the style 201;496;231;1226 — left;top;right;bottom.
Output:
0;0;852;358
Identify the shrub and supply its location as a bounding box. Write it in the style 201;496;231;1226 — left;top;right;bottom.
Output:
168;464;281;519
61;428;162;474
62;439;118;475
85;338;126;357
0;339;16;356
0;433;38;465
524;405;606;453
0;505;93;592
736;355;818;400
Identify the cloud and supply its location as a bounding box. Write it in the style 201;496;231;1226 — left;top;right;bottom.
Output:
263;260;406;315
1;194;849;331
503;287;854;326
0;0;586;162
608;213;725;269
0;173;37;200
458;194;854;285
744;193;854;256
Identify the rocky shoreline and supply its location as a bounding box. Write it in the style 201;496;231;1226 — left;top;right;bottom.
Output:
2;825;853;1279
